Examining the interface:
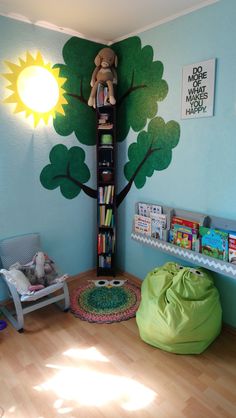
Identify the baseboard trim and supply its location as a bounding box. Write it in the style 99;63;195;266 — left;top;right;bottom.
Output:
67;268;96;283
223;323;236;336
117;270;142;287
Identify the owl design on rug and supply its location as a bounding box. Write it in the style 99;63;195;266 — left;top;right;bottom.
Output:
70;278;141;323
92;279;127;288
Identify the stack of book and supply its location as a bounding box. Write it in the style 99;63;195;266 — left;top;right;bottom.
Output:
99;255;112;268
99;206;113;227
134;203;167;240
96;83;110;107
98;113;113;130
98;185;114;204
97;232;113;255
169;216;200;251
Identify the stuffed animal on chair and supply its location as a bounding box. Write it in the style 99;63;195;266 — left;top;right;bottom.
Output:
10;252;67;288
88;47;118;108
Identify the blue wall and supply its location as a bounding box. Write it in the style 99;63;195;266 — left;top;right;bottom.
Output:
117;0;236;327
0;16;97;301
1;1;236;328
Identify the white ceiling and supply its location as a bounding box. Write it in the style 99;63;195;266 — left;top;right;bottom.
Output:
0;0;218;44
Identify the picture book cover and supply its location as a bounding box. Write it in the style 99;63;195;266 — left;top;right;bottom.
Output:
229;233;236;263
134;214;151;235
150;204;162;215
151;219;163;240
174;230;193;250
173;225;198;251
138;203;152;217
138;202;162;217
199;227;229;261
150;212;167;229
171;216;200;230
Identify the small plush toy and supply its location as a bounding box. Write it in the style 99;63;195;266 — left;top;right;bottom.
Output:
10;252;68;288
88;47;118;108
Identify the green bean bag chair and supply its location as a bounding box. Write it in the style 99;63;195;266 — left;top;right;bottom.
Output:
136;262;222;354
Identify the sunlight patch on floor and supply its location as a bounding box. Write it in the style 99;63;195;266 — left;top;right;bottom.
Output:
33;346;157;413
63;347;109;362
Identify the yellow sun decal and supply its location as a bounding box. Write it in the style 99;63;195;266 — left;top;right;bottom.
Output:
2;51;67;127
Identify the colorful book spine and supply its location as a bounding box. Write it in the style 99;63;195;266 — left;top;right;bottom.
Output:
229;233;236;263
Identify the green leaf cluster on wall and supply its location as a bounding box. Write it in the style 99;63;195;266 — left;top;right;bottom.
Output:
40;36;180;206
113;37;168;142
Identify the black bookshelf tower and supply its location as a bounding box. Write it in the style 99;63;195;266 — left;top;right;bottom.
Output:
96;83;116;276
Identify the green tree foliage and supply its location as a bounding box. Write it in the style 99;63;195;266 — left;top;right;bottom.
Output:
113;37;169;142
40;144;94;199
40;36;180;205
53;37;104;145
126;117;180;187
117;118;180;206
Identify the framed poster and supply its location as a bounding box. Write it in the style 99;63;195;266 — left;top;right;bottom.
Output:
181;58;216;119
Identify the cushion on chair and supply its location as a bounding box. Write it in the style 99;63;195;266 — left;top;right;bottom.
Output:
20;281;64;302
0;233;41;269
0;268;31;295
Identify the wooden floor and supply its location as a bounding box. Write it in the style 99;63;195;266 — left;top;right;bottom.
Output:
0;274;236;418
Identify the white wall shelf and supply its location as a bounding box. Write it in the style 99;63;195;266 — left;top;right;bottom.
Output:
131;232;236;280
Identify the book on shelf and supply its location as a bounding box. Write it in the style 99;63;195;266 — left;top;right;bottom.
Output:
173;224;198;251
104;209;112;226
98;185;114;205
98;123;113;130
151;218;163;240
96;84;110;107
174;230;195;250
229;232;236;263
151;204;163;215
134;214;151;235
98;232;113;254
171;216;200;230
106;185;114;204
98;206;113;227
98;113;109;124
99;205;106;226
199;226;228;261
138;202;162;217
99;255;112;268
150;212;167;229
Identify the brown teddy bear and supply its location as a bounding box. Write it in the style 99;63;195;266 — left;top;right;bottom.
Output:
88;47;118;108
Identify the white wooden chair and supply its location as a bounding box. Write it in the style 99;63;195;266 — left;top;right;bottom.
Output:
0;233;70;332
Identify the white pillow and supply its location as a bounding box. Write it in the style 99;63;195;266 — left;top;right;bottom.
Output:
0;268;31;295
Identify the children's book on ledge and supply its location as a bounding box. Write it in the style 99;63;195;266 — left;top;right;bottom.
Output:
133;202;236;264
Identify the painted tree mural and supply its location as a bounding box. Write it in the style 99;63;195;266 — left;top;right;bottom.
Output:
40;36;180;205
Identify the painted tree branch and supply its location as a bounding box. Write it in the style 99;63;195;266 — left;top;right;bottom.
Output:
117;70;147;107
67;78;88;105
53;164;97;199
116;145;161;207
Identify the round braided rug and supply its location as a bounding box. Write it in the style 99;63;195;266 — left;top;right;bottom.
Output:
70;280;141;323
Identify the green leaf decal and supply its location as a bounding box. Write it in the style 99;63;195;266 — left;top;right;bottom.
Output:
124;117;180;188
113;37;169;142
40;144;90;199
53;37;105;145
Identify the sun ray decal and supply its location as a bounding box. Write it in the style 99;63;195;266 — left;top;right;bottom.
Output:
2;51;67;127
